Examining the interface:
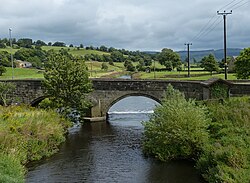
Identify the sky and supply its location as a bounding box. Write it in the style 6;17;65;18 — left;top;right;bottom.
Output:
0;0;249;51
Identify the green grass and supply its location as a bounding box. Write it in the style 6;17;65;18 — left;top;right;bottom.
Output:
0;61;125;80
134;70;237;80
0;106;71;183
0;67;44;80
86;61;125;78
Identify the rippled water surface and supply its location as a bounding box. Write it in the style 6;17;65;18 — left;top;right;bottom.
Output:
26;97;204;183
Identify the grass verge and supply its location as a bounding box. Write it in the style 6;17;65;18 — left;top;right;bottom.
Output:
0;105;71;183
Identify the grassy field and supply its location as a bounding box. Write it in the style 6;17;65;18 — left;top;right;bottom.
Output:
0;61;125;80
86;61;125;78
0;46;109;57
0;67;44;80
134;70;238;80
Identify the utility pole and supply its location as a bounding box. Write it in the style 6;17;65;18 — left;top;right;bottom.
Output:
153;59;156;79
185;43;192;77
9;28;14;80
217;10;232;80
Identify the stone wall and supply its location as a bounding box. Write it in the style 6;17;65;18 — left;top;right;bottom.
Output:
2;80;45;105
230;83;250;97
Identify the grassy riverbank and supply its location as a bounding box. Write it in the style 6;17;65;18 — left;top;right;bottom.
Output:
0;105;71;183
143;86;250;183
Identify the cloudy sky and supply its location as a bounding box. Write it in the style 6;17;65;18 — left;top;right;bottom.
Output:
0;0;249;51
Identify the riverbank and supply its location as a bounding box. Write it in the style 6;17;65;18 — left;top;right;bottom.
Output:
143;86;250;183
0;105;71;183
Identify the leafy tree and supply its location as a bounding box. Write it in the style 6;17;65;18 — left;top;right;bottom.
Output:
17;38;33;48
0;66;6;76
235;48;250;79
157;48;182;70
0;82;16;106
101;62;108;71
200;54;219;75
143;84;209;161
124;59;135;71
176;65;182;72
48;42;52;46
108;47;116;52
136;58;145;71
79;44;84;48
69;44;74;47
143;55;153;66
110;51;125;62
52;42;66;47
165;61;173;71
0;42;6;48
34;40;47;46
0;51;11;67
100;45;108;52
43;51;92;118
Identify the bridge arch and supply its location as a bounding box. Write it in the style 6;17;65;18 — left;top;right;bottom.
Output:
30;96;47;107
104;92;162;116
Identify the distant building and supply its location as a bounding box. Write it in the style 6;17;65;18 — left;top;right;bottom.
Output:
15;60;32;68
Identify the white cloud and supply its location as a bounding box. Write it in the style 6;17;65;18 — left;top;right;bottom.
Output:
0;0;249;51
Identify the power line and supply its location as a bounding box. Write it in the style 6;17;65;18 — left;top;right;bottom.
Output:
232;0;250;10
228;0;248;9
201;18;222;38
192;16;221;42
218;0;238;11
191;0;248;43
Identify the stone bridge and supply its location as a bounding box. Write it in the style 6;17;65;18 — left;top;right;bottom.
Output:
2;78;250;120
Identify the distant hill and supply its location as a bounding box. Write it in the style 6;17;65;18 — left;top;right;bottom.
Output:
178;48;243;62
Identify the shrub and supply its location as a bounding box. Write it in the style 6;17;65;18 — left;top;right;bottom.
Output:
143;84;209;161
197;97;250;183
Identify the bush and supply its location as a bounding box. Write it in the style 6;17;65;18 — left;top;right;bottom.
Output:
197;97;250;183
143;85;209;161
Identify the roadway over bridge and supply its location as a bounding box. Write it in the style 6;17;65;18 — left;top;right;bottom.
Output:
2;78;250;120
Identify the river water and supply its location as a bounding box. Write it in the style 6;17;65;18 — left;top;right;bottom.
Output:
26;96;204;183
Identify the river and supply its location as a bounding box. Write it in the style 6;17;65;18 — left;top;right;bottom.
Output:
26;96;204;183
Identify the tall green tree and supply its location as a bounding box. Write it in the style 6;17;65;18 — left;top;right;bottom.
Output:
200;54;219;75
43;51;92;118
157;48;182;70
235;48;250;79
